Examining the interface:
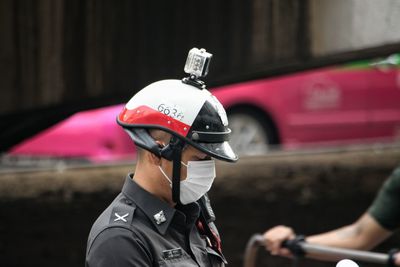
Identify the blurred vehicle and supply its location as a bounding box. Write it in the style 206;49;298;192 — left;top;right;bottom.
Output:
9;105;135;163
9;53;400;161
217;53;400;154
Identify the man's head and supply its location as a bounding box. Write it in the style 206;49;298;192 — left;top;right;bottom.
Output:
117;79;237;205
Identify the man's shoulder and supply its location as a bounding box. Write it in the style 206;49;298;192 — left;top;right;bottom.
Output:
85;214;154;266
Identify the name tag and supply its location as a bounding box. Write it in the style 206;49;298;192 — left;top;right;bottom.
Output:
162;248;183;260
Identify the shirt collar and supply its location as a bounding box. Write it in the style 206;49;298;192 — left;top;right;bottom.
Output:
121;174;176;235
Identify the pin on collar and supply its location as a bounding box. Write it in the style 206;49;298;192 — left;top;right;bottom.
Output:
154;210;167;225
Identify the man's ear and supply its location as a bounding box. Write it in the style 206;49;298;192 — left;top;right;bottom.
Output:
146;140;165;165
147;151;161;165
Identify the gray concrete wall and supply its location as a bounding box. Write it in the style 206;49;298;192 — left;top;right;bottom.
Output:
310;0;400;56
1;145;399;267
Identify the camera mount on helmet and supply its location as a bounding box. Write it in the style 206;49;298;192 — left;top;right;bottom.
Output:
182;48;212;89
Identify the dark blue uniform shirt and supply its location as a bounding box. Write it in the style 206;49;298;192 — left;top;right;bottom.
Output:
86;174;227;266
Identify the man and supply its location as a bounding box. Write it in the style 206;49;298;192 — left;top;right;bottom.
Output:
263;166;400;265
85;61;238;266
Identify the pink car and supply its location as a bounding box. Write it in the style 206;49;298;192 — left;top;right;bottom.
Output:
10;54;400;161
10;105;135;163
216;53;400;154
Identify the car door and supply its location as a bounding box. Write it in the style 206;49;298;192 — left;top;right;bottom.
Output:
287;64;370;147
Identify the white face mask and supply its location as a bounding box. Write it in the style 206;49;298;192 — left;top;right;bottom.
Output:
158;160;216;204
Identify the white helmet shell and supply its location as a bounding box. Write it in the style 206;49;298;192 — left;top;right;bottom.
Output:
117;79;237;162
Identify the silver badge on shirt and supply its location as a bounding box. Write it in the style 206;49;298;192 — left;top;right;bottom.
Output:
153;210;167;225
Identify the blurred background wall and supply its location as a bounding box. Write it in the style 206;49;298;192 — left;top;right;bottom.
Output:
310;0;400;55
0;0;309;116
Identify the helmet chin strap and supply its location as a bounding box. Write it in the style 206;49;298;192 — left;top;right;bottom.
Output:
172;149;182;204
162;137;185;204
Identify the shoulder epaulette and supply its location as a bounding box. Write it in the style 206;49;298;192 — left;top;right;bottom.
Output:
109;199;136;226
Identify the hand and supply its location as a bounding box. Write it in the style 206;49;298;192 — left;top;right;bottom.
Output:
262;225;296;257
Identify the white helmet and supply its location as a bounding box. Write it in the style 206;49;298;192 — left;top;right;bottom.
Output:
117;79;237;162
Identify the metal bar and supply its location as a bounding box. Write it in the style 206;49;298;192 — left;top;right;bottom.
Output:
243;234;264;267
242;234;390;267
301;242;389;264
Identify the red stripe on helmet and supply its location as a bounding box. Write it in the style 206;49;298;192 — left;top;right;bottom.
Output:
118;105;191;137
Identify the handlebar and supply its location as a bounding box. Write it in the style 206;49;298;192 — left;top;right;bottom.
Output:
243;234;393;267
243;234;265;267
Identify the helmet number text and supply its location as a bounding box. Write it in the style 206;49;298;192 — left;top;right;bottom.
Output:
158;103;184;121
